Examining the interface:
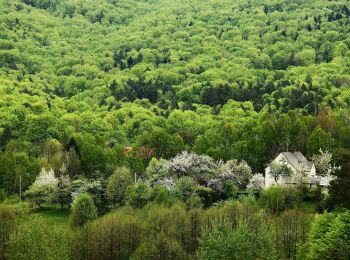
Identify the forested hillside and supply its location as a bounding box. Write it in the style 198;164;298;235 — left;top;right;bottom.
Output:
1;0;350;259
1;0;350;186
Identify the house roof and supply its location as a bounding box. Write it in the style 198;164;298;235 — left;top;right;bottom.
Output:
281;151;314;171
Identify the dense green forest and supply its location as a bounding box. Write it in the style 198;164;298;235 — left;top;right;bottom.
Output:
1;0;350;259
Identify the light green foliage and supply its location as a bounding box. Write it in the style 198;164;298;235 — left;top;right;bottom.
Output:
25;114;57;143
0;0;350;257
0;151;40;196
150;185;172;205
6;217;68;260
106;166;133;206
298;211;350;259
260;186;299;214
65;197;314;260
142;127;184;159
70;193;97;227
194;121;237;161
24;185;53;208
0;0;349;204
198;219;277;260
131;232;191;260
307;127;333;156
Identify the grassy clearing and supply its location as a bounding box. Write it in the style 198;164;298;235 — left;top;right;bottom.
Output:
19;206;70;227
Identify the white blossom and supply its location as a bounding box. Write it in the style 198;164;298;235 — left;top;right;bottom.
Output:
217;160;252;189
247;174;264;193
312;149;341;177
33;168;58;187
207;178;225;192
146;151;254;190
166;151;217;183
154;177;175;191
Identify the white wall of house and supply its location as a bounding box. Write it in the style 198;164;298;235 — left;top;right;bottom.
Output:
310;164;316;176
265;153;290;188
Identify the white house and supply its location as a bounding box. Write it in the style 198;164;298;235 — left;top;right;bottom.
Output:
264;151;332;188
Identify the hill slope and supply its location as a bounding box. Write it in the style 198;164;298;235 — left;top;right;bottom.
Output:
0;0;350;181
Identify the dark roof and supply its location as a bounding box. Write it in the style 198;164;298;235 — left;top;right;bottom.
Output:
281;152;314;171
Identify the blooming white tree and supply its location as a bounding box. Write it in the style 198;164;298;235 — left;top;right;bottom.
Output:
154;177;175;191
145;152;255;192
247;174;264;193
25;168;58;207
312;149;340;177
33;168;58;186
207;178;225;193
217;160;253;189
166;151;217;184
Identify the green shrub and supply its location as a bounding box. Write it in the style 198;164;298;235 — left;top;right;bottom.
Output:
125;182;151;208
150;185;172;205
297;211;350;259
24;185;55;208
3;195;21;205
197;219;277;260
172;177;199;206
106;166;133;206
131;232;190;260
260;186;299;214
70;193;97;227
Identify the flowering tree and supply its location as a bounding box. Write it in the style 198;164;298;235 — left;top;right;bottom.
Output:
216;160;253;190
33;168;58;186
71;179;104;202
207;178;225;193
312;149;340;177
166;151;217;184
247;174;265;193
154;177;175;191
145;152;255;195
24;168;58;208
